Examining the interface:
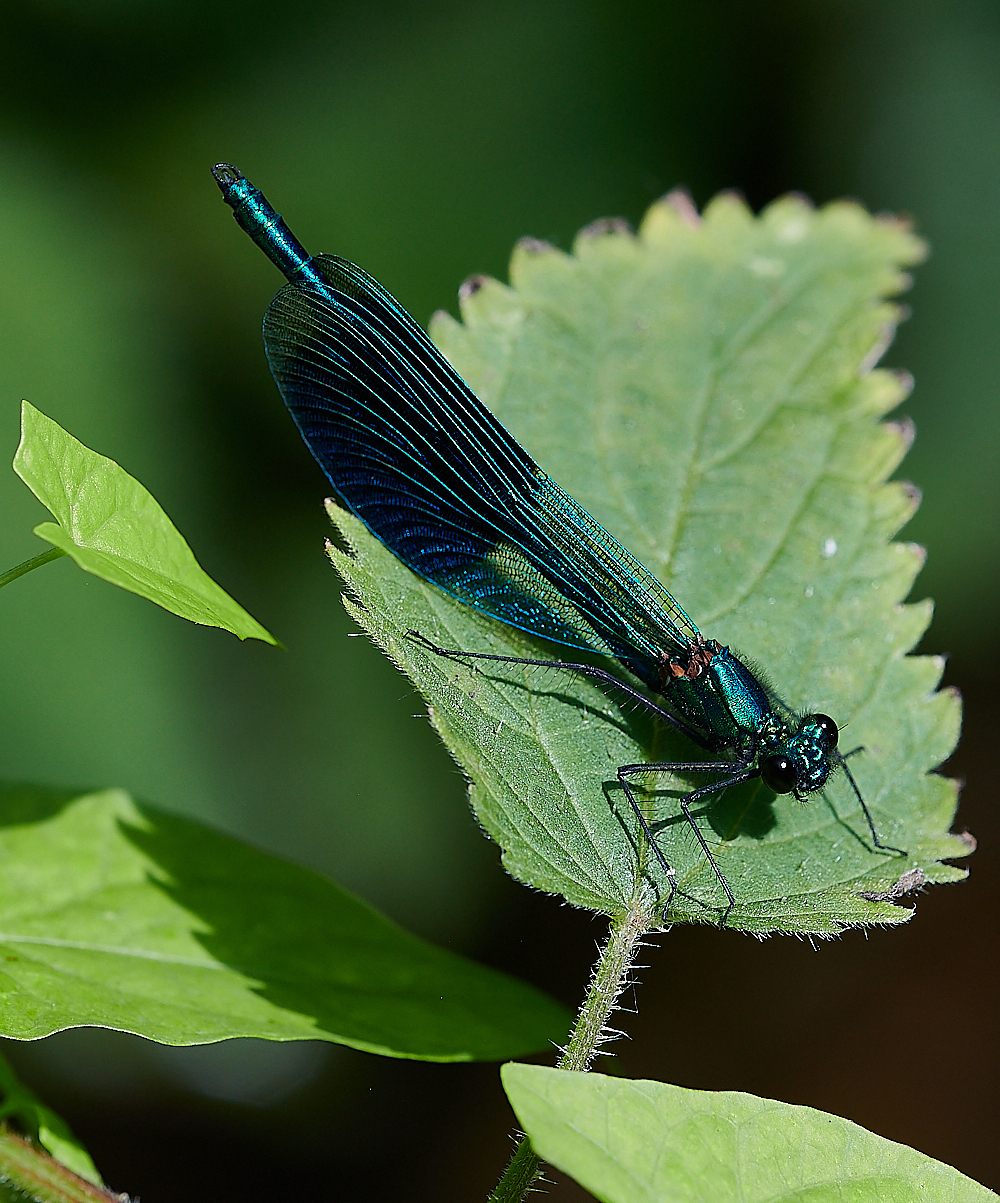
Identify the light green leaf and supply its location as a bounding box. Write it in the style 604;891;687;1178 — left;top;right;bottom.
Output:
12;401;277;644
330;192;968;935
0;783;569;1061
0;1052;101;1185
502;1063;996;1203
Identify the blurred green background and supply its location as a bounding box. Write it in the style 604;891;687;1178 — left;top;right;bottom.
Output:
0;1;997;1200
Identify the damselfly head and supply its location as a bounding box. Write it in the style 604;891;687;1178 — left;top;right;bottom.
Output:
760;713;839;797
807;713;839;751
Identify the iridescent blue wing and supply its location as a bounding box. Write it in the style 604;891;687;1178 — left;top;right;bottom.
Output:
263;254;700;689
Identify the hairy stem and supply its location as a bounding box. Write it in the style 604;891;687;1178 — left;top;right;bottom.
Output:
0;548;67;591
0;1128;118;1202
487;1137;543;1203
487;903;652;1202
556;903;650;1073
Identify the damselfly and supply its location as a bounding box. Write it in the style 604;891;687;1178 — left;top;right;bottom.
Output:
212;163;906;925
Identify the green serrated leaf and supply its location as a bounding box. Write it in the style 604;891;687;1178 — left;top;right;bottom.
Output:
0;783;569;1062
329;192;968;935
12;401;277;644
501;1063;996;1203
0;1054;101;1186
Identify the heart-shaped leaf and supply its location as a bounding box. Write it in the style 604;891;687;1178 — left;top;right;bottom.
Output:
328;192;968;936
12;401;277;644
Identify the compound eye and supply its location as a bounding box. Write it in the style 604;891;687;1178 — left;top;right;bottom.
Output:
760;754;799;795
811;714;839;750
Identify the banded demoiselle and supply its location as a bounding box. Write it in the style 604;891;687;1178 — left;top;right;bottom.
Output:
212;163;906;926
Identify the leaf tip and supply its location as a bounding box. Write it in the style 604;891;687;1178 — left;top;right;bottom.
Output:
954;828;978;854
639;189;703;244
451;273;522;330
702;188;754;227
897;480;922;523
660;187;701;226
887;367;915;398
17;398;48;444
458;273;489;300
13;399;44;476
428;306;456;335
324;498;362;558
857;323;899;376
885;416;916;453
253;628;284;649
874;210;929;263
904;539;928;568
576;215;634;241
323;496;348;527
508;237;572;291
516;236;558;256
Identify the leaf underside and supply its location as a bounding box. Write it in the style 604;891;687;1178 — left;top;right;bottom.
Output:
329;192;968;937
0;783;569;1061
502;1063;997;1203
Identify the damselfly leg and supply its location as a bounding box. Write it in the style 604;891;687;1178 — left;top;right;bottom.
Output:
618;754;761;928
409;629;755;924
